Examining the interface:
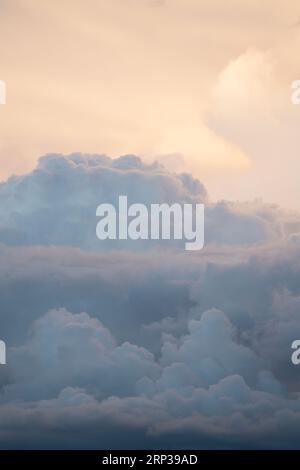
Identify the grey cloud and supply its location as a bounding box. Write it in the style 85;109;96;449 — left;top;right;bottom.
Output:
0;306;298;449
1;154;300;448
0;153;298;250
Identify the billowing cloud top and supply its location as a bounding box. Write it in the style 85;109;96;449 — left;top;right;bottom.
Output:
0;153;298;250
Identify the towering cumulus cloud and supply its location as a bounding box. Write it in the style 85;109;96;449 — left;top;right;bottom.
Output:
1;154;300;449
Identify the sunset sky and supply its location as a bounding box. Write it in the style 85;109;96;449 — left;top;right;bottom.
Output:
2;1;300;451
1;0;300;208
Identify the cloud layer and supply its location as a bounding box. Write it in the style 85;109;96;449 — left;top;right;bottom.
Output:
0;154;300;448
0;153;298;250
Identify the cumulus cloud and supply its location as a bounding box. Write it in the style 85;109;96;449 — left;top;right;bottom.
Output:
0;240;299;448
0;154;300;448
3;308;159;402
206;40;300;209
0;153;207;250
0;303;299;449
0;153;298;250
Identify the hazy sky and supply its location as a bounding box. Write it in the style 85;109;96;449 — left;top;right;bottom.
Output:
1;0;300;207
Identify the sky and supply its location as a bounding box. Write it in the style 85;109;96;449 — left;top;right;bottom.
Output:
1;0;300;450
1;0;300;207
